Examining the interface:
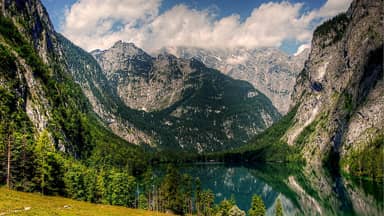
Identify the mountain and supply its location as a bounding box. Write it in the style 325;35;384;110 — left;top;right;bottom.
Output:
0;0;145;182
57;35;154;146
86;41;281;152
163;47;309;114
287;0;383;179
229;0;383;181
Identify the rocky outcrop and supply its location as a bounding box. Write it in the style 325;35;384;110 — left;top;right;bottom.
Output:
92;42;194;112
164;47;309;114
285;0;383;178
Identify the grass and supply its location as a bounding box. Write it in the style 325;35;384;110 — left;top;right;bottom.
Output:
0;187;172;216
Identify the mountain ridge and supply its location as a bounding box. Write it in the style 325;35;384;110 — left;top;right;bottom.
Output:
160;46;309;114
85;41;282;152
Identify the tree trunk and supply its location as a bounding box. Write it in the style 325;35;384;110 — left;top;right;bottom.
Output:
1;0;5;17
6;135;11;189
22;134;26;188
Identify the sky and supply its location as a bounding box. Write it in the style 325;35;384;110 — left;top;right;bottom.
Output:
41;0;352;54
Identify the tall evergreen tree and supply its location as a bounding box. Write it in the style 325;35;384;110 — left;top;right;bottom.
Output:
160;165;183;214
275;198;283;216
248;195;266;216
33;130;54;195
198;189;215;216
215;198;236;216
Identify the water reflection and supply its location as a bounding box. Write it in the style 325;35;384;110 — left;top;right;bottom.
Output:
179;163;383;216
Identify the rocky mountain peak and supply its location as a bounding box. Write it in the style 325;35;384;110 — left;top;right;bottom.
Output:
91;41;153;79
156;52;178;63
108;40;148;57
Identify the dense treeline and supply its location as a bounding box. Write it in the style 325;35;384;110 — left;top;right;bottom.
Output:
0;120;284;215
183;106;303;164
341;132;384;182
1;127;283;216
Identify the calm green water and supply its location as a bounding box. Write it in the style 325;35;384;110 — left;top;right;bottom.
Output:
179;163;383;216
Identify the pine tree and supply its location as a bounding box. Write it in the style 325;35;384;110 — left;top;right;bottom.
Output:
216;198;235;216
248;195;266;216
160;165;183;214
195;177;202;215
6;131;12;188
138;194;148;209
275;198;283;216
198;189;215;216
108;170;136;207
33;130;54;195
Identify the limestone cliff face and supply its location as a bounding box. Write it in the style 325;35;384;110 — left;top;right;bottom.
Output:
1;0;58;135
90;42;281;152
0;0;144;158
164;47;309;114
285;0;383;174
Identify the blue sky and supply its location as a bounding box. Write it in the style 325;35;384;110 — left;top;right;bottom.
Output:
41;0;351;54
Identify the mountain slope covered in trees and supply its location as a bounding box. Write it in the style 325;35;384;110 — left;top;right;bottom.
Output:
0;0;147;199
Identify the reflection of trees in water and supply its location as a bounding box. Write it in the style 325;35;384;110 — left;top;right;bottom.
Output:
181;164;281;211
181;163;383;216
248;163;383;216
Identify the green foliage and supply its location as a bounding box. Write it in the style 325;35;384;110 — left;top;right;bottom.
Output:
228;205;246;216
0;44;17;72
342;132;384;182
64;161;140;207
32;130;65;195
248;195;266;216
314;13;349;46
275;198;283;216
295;119;318;146
0;11;150;211
160;164;184;213
138;194;148;210
0;42;35;189
343;92;354;114
209;105;302;163
108;171;136;207
197;189;215;216
214;199;236;216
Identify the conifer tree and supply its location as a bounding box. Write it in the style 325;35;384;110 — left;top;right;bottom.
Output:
33;130;53;195
275;198;283;216
248;195;266;216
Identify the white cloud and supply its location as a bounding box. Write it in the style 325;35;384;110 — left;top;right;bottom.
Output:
316;0;352;17
62;0;161;50
61;0;353;52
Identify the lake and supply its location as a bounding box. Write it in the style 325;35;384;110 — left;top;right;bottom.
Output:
178;163;383;216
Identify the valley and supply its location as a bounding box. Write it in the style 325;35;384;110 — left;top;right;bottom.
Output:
0;0;382;215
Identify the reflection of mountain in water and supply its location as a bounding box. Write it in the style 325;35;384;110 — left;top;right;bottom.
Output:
180;164;299;215
180;163;383;216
